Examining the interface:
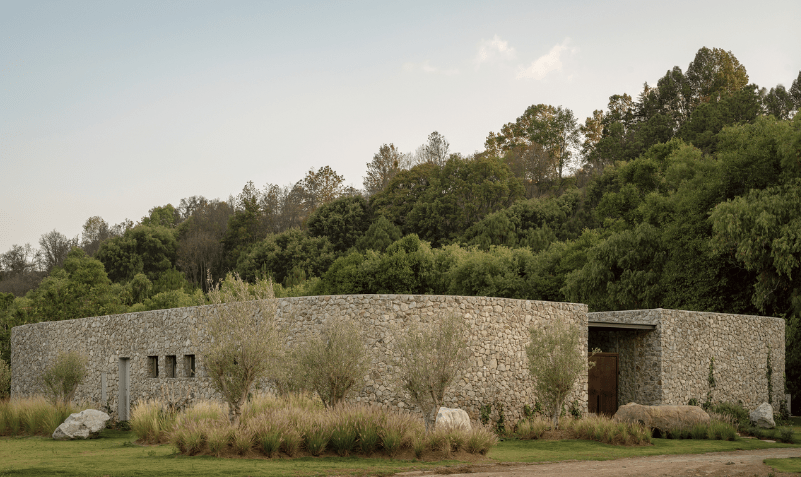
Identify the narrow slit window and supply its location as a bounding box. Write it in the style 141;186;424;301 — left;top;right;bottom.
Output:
147;356;159;378
165;355;176;378
184;355;195;378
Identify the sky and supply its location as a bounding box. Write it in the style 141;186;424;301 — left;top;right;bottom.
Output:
2;0;800;253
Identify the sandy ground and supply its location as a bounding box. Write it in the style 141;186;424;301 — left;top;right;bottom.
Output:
397;448;801;477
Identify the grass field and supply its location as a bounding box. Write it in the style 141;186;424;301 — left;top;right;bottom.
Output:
763;416;801;474
2;422;801;477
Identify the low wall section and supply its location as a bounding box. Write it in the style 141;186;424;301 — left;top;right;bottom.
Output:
11;294;588;423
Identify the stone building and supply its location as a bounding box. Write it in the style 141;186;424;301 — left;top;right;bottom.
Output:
10;295;785;422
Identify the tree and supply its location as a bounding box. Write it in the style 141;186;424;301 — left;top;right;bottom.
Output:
202;273;280;425
80;216;115;256
485;104;581;180
41;350;89;405
763;84;795;120
26;248;127;321
393;313;469;432
0;243;39;279
176;199;233;290
406;156;524;245
295;317;369;407
299;165;345;212
307;195;373;252
235;228;337;285
364;144;404;196
355;216;402;253
415;131;450;167
685;47;749;107
369;162;439;234
525;320;590;429
38;230;78;273
96;224;179;283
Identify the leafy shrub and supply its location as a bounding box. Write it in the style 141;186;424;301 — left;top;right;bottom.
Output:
708;402;750;430
41;351;88;405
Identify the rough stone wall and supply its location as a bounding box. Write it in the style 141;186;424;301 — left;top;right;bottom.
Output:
590;309;785;409
11;294;588;423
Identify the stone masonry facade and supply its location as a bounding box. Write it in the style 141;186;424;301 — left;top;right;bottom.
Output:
11;294;588;423
589;309;785;409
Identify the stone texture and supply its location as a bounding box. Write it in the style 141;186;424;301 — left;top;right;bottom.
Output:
52;409;110;440
435;407;471;430
613;403;710;433
750;402;775;428
11;294;588;424
589;309;785;411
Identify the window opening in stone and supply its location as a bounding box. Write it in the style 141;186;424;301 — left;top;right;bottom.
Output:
165;355;177;378
147;356;159;378
184;355;195;378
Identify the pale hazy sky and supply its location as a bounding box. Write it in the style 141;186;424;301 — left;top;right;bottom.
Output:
2;0;800;252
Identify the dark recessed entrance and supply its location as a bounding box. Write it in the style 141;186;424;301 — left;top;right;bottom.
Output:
589;352;618;416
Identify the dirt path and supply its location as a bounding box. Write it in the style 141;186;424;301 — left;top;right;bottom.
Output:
397;448;801;477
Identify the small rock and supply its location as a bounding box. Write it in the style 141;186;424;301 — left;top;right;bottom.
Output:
749;402;775;429
52;409;110;440
435;407;471;431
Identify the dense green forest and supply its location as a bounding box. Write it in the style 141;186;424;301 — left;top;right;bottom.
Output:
2;47;800;405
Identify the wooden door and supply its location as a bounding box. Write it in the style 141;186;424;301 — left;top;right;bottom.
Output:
588;353;618;416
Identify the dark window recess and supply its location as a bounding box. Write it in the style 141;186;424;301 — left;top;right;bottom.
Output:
165;355;177;378
147;356;159;378
184;355;195;378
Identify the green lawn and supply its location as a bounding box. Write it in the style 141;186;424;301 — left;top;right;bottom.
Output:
763;416;801;474
2;425;801;477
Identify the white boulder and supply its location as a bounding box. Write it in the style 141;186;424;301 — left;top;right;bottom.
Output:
750;402;775;429
52;409;110;440
435;407;471;431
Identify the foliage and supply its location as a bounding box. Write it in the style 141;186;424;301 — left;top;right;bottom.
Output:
306;195;372;252
393;313;469;432
294;317;370;407
355;215;402;253
405;155;524;246
525;320;588;429
0;357;10;399
41;350;89;405
363;143;405;196
236;228;337;286
201;273;280;425
96;224;179;282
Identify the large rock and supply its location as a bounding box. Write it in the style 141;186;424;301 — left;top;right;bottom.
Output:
52;409;110;440
613;403;710;434
435;407;471;431
749;402;775;429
